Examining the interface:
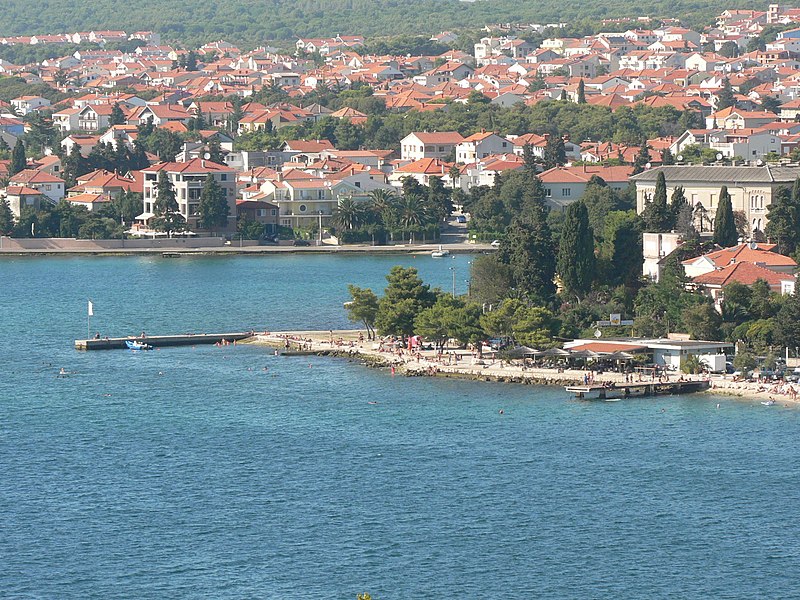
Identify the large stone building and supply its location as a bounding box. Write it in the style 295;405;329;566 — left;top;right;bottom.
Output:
631;164;800;237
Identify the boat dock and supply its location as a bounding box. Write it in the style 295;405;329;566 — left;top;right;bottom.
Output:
74;332;254;350
565;380;710;399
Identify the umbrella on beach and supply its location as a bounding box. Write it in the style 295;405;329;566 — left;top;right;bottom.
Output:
505;345;539;358
540;347;570;357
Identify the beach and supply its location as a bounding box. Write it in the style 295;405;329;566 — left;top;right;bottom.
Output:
246;329;797;405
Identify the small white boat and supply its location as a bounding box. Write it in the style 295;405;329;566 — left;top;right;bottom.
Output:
126;340;153;351
431;245;450;258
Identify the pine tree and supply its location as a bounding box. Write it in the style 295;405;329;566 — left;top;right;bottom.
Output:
557;201;595;300
197;174;230;233
717;78;736;111
713;185;738;247
642;171;672;232
62;143;89;188
10;139;26;175
765;186;797;254
185;50;198;71
632;141;651;175
110;103;125;126
152;170;184;233
577;78;586;104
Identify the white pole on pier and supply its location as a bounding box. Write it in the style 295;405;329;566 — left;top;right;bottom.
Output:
87;299;94;340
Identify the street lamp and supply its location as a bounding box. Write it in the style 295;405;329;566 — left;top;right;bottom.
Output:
449;266;456;298
318;210;323;246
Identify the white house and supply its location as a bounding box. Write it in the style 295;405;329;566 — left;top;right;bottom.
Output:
400;132;464;162
455;131;512;163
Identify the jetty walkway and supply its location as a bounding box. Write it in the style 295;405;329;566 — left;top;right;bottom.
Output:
75;332;253;350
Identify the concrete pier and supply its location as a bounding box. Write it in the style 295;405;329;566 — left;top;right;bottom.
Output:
565;380;710;399
75;332;254;350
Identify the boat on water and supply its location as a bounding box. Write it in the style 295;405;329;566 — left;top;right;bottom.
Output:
431;245;450;258
126;340;153;351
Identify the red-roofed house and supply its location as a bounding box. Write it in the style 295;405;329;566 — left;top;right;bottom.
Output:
400;131;464;162
455;131;512;163
139;159;236;231
538;165;633;208
8;169;65;202
4;186;45;218
682;242;797;278
692;261;796;305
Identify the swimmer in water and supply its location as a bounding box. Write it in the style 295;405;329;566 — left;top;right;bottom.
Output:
499;409;504;415
58;367;67;376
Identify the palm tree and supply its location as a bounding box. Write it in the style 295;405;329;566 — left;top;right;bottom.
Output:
368;188;398;240
397;194;427;243
333;196;365;232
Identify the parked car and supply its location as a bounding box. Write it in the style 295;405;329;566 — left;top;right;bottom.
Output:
293;239;311;246
456;215;467;223
490;239;501;247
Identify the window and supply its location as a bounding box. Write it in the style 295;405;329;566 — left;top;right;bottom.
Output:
545;188;552;197
562;188;571;197
271;209;277;216
299;204;307;212
257;209;267;217
221;174;227;181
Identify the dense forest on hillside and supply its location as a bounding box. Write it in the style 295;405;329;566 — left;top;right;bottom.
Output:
0;0;780;47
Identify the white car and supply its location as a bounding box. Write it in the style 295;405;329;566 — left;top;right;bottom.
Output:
490;240;501;247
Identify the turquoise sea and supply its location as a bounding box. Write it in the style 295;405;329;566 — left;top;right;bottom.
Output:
2;254;800;599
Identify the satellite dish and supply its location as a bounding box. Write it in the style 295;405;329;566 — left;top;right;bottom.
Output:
716;152;723;161
645;162;651;169
677;154;683;162
756;159;764;166
203;152;211;160
594;329;602;338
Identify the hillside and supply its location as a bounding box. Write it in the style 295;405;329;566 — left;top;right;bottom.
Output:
0;0;772;46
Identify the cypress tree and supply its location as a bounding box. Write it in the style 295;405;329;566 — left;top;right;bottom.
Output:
713;185;738;247
642;171;672;232
0;197;14;234
10;139;26;175
577;79;586;104
557;201;595;300
197;174;230;233
499;216;556;303
152;169;184;233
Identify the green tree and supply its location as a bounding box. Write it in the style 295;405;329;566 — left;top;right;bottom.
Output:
151;169;185;233
0;197;14;234
557;200;595;300
110;103;125;126
499;216;556;303
641;170;672;232
577;78;586;104
197;174;230;233
631;141;650;175
333;196;366;231
9;139;25;175
479;298;558;348
599;210;642;287
543;132;566;169
713;185;738;247
765;185;797;254
345;284;379;339
112;189;143;226
775;290;800;350
375;266;436;338
469;254;514;305
682;302;723;341
716;78;736;111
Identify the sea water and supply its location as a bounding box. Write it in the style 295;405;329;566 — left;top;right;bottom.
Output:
1;255;800;599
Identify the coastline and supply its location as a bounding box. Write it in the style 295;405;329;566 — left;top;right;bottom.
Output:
245;329;798;405
0;237;494;257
